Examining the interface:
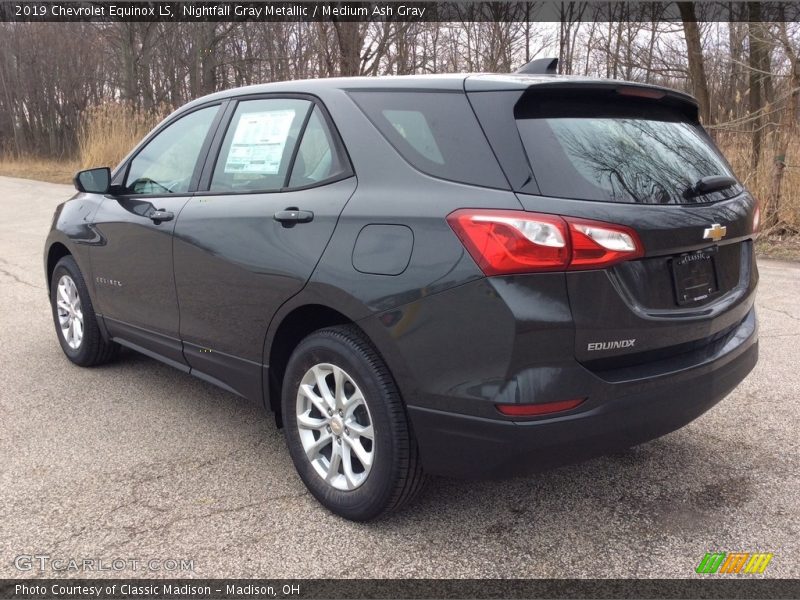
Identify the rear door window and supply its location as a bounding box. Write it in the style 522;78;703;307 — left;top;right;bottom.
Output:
211;98;311;193
349;91;507;189
516;97;739;204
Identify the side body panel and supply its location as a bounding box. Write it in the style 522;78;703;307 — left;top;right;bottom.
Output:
173;178;357;401
89;195;192;367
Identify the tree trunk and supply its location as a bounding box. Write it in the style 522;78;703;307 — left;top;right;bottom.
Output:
677;2;713;125
747;5;764;170
117;24;139;104
767;93;793;231
332;21;362;76
727;20;745;121
768;21;800;231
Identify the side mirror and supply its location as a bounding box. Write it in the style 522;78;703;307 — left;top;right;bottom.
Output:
74;167;111;194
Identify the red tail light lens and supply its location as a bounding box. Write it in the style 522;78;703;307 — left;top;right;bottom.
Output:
566;218;644;270
446;210;569;274
496;398;585;417
616;86;665;100
447;209;643;274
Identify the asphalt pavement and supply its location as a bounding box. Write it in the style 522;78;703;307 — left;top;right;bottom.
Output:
0;175;798;579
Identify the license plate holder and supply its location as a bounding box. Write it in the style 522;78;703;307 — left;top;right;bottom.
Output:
671;247;719;305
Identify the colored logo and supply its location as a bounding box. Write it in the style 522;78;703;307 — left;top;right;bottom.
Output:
696;552;773;574
703;223;728;242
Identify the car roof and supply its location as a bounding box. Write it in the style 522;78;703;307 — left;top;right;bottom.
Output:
181;73;697;111
184;74;468;108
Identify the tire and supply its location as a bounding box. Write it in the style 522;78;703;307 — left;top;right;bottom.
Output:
282;325;425;521
50;255;119;367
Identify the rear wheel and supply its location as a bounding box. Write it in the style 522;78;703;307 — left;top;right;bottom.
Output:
282;325;425;521
50;255;119;366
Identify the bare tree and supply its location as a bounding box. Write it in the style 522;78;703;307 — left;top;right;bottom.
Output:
678;2;713;124
766;20;800;231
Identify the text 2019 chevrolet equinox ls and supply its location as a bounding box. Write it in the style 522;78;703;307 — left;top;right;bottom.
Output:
45;72;758;521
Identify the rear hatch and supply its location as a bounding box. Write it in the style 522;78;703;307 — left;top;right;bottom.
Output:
467;78;758;372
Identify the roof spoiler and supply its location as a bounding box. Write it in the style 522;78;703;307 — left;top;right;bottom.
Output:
515;57;558;75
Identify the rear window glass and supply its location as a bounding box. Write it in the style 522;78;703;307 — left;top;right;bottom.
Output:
516;99;740;204
349;91;507;189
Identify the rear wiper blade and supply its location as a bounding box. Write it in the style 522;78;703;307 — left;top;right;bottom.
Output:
683;175;738;198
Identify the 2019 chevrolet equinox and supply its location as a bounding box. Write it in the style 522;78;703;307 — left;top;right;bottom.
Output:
45;71;759;521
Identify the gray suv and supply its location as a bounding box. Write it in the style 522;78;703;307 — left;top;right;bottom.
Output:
46;72;758;520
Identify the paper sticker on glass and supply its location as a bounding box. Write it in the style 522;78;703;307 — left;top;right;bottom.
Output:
224;110;296;174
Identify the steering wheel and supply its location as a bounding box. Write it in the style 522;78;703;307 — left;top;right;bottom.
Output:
129;177;172;194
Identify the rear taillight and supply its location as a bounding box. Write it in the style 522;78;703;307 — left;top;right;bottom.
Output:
566;218;644;270
446;210;568;274
447;209;643;275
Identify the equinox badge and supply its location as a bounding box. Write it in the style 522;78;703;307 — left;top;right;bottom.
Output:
703;223;727;242
587;339;636;351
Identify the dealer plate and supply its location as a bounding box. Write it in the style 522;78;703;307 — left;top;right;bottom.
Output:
671;247;719;305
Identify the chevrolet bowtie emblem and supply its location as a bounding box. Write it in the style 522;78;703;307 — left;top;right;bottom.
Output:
703;223;727;242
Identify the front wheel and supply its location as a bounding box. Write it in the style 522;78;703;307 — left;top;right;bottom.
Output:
50;255;119;366
282;325;425;521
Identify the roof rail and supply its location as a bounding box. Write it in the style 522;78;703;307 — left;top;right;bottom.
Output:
514;57;558;75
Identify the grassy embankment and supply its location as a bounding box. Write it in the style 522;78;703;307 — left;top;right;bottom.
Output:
0;104;160;185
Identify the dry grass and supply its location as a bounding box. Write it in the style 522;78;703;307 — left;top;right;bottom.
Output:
716;130;800;232
756;234;800;261
0;103;164;185
0;157;78;184
77;103;164;170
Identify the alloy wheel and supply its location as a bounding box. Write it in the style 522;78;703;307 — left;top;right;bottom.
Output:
56;275;84;350
295;363;375;491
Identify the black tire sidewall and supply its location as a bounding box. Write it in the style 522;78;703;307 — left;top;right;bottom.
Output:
282;330;403;521
50;256;97;365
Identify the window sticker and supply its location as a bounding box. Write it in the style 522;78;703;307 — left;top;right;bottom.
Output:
224;109;296;174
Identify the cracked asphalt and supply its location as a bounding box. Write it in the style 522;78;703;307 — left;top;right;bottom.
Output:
0;175;798;579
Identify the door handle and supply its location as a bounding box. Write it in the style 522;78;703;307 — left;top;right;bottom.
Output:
274;208;314;227
150;209;174;223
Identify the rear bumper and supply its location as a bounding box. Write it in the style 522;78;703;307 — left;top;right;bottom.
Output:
408;311;758;479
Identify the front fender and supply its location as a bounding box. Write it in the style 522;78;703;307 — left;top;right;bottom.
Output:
44;194;104;298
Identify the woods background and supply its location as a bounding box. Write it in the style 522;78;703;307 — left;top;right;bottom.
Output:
1;2;799;238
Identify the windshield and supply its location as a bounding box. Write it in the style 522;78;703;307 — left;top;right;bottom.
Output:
516;99;739;204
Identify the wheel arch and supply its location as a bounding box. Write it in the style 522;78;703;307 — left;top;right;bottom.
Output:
263;295;418;428
265;303;352;424
45;237;103;335
46;241;72;287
